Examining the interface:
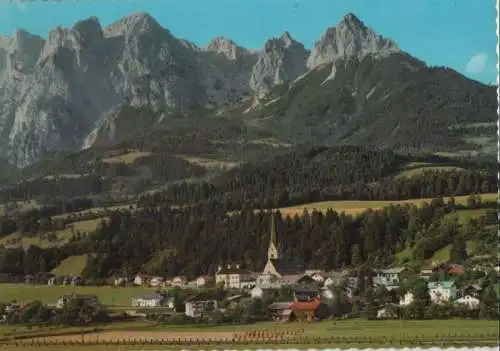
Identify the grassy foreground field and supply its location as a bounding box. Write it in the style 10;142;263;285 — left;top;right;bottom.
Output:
1;319;498;350
275;193;497;217
0;284;160;307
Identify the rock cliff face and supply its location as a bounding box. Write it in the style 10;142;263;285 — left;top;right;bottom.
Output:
0;12;478;167
249;32;309;97
306;13;399;70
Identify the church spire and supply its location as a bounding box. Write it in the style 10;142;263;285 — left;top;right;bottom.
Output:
267;212;279;260
270;212;276;245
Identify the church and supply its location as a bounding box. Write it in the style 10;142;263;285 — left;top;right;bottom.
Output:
261;213;301;278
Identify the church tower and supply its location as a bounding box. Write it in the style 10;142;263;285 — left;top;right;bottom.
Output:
267;212;280;260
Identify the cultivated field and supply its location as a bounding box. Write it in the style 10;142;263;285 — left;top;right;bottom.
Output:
274;193;497;217
1;319;498;350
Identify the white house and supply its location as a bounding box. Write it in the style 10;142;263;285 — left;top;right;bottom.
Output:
428;281;457;304
149;277;164;287
132;293;167;308
323;271;347;287
171;276;188;286
399;292;415;306
114;277;128;286
374;267;407;287
195;275;214;288
133;275;144;286
255;273;282;289
250;286;263;299
215;264;254;289
455;295;480;309
185;295;218;318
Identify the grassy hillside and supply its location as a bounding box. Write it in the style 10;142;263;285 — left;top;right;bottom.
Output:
51;255;91;277
271;193;497;217
0;217;106;249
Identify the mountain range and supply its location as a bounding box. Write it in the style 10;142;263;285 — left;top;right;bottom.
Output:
0;12;496;169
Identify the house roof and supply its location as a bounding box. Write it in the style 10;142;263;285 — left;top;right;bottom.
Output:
268;302;293;310
290;300;322;311
323;271;346;279
292;283;321;293
185;291;217;302
217;267;253;275
133;293;165;300
270;259;301;275
173;276;188;281
428;281;455;289
447;264;465;275
226;295;244;302
378;267;406;274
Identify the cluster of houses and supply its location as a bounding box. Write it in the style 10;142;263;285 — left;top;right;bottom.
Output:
123;216;493;322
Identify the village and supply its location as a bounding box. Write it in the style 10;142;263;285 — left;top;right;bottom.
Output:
1;216;498;325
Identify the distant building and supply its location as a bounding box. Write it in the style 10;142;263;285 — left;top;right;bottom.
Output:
373;267;407;287
131;293;174;308
456;295;480;309
134;275;144;286
323;271;347;287
172;276;188;286
428;281;457;303
56;294;98;310
149;277;164;288
215;264;254;289
184;293;218;318
290;300;330;322
195;275;214;288
268;301;293;322
250;286;264;299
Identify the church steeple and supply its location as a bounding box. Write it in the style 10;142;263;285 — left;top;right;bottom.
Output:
267;212;279;260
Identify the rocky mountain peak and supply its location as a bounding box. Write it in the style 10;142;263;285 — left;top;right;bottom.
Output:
206;36;246;60
6;29;44;74
71;16;104;44
249;31;309;96
279;31;294;47
306;12;399;69
339;12;365;28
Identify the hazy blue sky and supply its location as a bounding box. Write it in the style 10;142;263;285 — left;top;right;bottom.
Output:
0;0;497;84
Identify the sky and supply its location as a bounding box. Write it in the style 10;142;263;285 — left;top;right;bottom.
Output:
0;0;497;84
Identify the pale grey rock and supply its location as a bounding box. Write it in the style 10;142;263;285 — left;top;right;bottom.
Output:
306;13;399;70
0;11;400;167
249;32;309;96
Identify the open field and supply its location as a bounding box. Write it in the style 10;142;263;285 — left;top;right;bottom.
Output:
444;208;490;224
51;205;135;220
395;165;466;179
179;155;240;170
0;217;107;249
0;284;160;307
51;255;91;277
273;193;497;217
102;151;152;164
1;319;498;350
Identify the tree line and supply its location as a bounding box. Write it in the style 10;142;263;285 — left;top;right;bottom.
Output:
0;193;495;278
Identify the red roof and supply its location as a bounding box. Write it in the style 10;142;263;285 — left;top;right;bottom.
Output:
290;300;321;311
448;264;465;275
